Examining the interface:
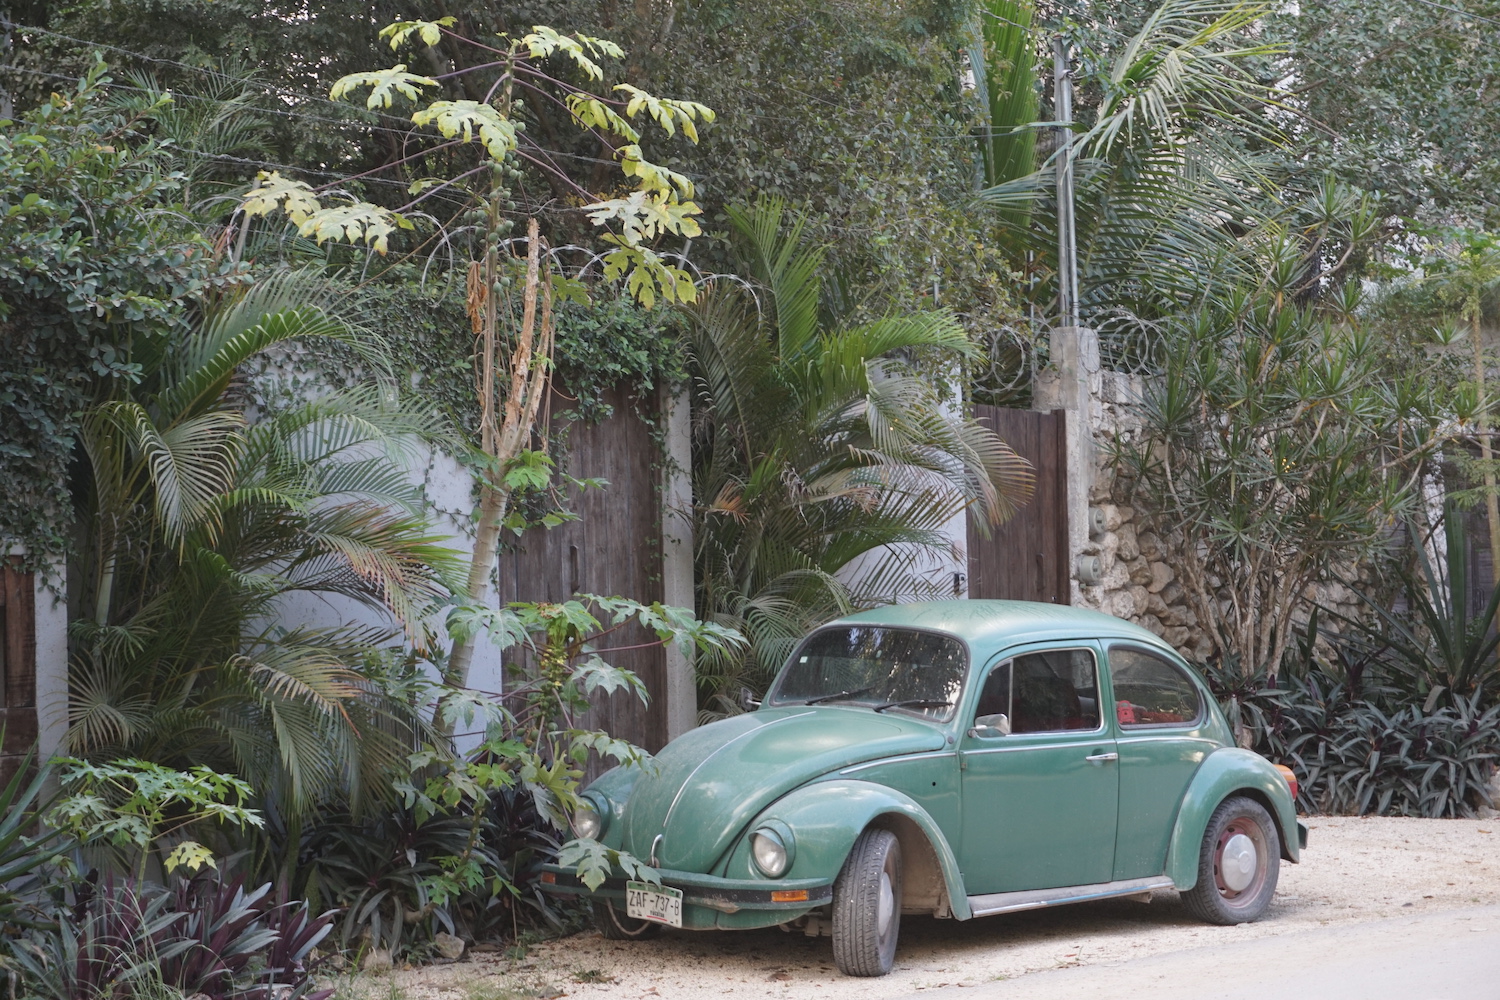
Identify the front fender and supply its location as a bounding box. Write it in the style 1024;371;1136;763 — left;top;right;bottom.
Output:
1165;747;1300;890
583;763;644;851
721;779;972;920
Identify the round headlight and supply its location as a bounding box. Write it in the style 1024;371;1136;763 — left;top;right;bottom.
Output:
751;828;789;877
572;802;603;840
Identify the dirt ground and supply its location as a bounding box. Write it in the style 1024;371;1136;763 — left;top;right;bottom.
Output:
381;816;1499;1000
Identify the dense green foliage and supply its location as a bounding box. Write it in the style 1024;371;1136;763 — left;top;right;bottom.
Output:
0;68;235;568
688;200;1034;713
65;271;458;826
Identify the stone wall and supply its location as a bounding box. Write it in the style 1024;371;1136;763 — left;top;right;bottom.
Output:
1071;371;1369;663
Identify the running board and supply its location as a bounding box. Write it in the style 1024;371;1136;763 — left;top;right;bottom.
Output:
968;876;1175;918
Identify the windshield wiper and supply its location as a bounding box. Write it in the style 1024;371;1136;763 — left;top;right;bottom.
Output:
804;685;878;705
873;699;953;713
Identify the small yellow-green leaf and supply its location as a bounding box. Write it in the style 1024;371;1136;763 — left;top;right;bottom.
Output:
380;17;455;50
411;100;518;159
163;840;217;874
330;65;437;109
521;26;604;81
241;171;320;224
298;202;408;254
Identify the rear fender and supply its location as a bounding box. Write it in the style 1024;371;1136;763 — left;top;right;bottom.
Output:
1165;747;1300;890
720;778;971;920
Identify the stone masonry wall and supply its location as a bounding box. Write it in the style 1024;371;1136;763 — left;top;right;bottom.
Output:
1071;371;1369;663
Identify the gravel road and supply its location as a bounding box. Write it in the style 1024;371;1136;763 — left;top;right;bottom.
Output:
390;816;1500;1000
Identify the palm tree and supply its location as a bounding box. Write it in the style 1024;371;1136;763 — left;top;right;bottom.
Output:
688;200;1035;715
978;0;1286;359
67;271;461;837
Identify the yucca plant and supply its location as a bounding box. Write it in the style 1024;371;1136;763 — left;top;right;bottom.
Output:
66;270;461;842
687;199;1035;714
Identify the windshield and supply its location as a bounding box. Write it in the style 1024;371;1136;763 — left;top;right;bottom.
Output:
767;626;967;721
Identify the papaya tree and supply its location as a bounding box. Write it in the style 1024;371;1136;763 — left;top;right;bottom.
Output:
238;19;714;696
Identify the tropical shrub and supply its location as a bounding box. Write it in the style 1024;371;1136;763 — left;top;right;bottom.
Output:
0;64;237;569
686;199;1034;713
1212;665;1500;819
1119;234;1448;679
65;270;460;827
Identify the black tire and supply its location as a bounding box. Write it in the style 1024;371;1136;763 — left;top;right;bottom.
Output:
592;899;662;940
1181;795;1281;925
832;827;902;977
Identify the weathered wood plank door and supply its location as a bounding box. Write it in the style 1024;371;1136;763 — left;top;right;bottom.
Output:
497;388;669;754
967;406;1069;604
0;560;38;786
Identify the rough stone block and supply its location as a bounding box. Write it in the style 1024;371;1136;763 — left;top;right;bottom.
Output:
1129;560;1154;586
1163;626;1191;647
1159;581;1184;605
1138;532;1164;561
1147;561;1175;594
1116;523;1140;561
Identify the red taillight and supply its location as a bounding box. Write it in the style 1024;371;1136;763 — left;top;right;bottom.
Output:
1274;764;1299;800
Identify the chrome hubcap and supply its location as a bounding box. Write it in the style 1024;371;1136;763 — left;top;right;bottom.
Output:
877;871;895;936
1220;832;1258;892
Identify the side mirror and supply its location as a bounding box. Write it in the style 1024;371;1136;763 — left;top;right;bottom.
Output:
738;687;762;712
968;713;1011;738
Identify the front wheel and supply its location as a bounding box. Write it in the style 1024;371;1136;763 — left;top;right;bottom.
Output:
832;827;902;976
1181;795;1280;925
591;900;661;940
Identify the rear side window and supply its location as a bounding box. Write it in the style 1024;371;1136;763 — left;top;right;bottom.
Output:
1110;648;1202;727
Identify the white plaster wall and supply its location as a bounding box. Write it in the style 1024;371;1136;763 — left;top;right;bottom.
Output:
34;560;69;764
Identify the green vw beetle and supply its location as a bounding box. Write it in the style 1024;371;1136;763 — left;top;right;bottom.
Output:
539;600;1306;976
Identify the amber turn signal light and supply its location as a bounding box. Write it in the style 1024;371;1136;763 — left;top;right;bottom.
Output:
540;871;556;884
770;889;809;902
1274;764;1299;800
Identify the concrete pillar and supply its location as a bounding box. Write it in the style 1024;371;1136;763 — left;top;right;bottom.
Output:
1033;324;1100;606
660;384;696;741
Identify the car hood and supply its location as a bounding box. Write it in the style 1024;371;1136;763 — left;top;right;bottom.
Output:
620;706;946;872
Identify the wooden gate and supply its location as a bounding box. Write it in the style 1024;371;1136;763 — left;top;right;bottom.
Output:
496;387;669;754
967;406;1070;604
0;560;37;786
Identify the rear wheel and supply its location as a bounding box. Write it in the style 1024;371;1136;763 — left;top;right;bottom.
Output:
592;899;661;940
1181;795;1280;925
832;827;902;977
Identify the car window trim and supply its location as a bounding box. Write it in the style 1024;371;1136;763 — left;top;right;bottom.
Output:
968;643;1108;739
1104;641;1206;731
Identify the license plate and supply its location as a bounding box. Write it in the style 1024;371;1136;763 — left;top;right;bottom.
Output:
625;880;683;927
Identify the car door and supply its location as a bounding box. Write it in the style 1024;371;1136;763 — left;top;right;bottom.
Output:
958;643;1119;895
1106;643;1217;881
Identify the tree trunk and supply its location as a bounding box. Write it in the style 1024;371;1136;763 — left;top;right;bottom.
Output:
441;218;555;706
1472;314;1500;631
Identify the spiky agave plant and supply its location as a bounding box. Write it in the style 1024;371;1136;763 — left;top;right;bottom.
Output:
66;270;462;836
687;199;1034;716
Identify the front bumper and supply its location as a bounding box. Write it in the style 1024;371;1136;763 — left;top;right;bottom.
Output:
539;864;833;930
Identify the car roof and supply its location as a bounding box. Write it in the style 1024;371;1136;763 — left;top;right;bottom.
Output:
832;599;1176;658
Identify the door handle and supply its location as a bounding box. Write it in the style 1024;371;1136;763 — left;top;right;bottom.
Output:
1085;751;1119;764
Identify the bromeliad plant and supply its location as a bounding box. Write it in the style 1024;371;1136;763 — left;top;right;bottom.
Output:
404;596;743;903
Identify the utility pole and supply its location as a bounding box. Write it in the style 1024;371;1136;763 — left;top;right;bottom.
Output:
1041;34;1100;601
1052;33;1078;334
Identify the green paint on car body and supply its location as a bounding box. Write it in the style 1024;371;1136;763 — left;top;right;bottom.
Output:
541;599;1300;931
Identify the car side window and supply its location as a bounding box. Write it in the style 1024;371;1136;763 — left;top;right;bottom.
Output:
1110;647;1202;727
1011;649;1100;733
